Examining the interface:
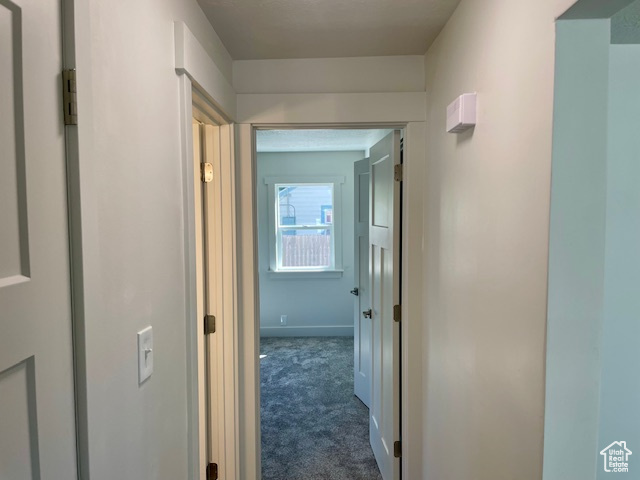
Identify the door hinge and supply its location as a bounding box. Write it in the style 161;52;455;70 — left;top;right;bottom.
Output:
62;69;78;125
394;164;403;182
394;440;402;458
201;162;214;183
393;304;401;323
204;314;216;335
206;462;218;479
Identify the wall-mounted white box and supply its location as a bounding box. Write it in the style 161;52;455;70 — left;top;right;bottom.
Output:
446;93;477;133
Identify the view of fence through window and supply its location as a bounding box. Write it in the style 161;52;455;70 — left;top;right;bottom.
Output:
276;184;334;269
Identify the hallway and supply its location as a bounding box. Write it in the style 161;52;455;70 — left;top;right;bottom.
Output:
4;0;632;478
260;337;382;480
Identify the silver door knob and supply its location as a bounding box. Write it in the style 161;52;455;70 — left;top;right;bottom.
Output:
350;288;359;296
362;309;372;319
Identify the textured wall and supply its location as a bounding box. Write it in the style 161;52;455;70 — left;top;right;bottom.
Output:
72;0;233;478
422;0;577;479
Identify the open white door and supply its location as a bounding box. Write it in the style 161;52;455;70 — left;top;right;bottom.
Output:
353;157;372;408
369;131;401;480
0;0;78;478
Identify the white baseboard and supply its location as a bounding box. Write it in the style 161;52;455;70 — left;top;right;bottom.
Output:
260;325;354;337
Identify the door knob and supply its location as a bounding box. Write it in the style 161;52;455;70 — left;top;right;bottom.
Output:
362;309;372;319
350;287;359;296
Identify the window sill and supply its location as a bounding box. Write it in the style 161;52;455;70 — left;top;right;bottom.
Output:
267;269;344;279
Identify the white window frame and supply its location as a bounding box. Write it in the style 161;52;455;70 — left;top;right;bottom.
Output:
264;175;345;277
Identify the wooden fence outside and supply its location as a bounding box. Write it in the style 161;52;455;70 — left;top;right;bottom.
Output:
281;235;331;267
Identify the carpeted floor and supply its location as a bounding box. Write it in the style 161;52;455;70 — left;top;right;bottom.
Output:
260;337;383;480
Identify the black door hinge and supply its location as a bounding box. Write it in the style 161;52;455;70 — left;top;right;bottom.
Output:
393;304;401;323
204;314;216;335
207;462;218;479
62;69;78;125
394;440;402;458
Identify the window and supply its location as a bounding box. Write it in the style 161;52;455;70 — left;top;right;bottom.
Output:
265;176;344;275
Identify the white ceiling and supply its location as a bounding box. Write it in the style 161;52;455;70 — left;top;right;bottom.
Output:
256;129;391;152
197;0;462;60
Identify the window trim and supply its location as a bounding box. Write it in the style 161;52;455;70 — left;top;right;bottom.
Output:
264;175;345;275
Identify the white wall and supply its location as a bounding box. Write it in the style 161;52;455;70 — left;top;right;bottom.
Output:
233;56;425;94
70;0;234;478
422;0;577;479
257;151;362;337
543;6;640;479
543;19;611;480
598;42;640;480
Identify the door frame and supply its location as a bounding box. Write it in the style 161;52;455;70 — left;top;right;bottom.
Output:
234;120;426;479
175;29;238;480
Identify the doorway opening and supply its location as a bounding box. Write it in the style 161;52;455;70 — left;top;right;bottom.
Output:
255;128;403;480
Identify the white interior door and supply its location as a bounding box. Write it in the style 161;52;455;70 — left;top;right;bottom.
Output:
369;131;401;480
353;157;372;408
0;0;78;478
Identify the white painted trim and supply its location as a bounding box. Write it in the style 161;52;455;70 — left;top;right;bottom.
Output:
237;93;426;124
264;175;346;184
63;0;94;478
401;122;426;480
219;124;241;479
260;326;354;337
174;21;237;121
178;74;201;480
235;118;426;480
266;270;343;279
175;26;238;479
264;176;345;273
235;124;262;479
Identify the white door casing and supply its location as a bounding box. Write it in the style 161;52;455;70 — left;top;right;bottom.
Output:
0;0;78;478
369;131;401;480
353;157;372;408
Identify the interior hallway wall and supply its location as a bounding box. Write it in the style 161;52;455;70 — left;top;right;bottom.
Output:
422;0;577;479
71;0;234;478
544;4;640;477
544;19;611;480
257;151;362;336
597;41;640;480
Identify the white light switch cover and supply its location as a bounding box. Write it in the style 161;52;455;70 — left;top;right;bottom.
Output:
137;326;153;384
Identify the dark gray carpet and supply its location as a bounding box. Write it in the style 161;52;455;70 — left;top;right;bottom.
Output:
260;337;383;480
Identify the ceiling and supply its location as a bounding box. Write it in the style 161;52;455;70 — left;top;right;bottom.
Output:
256;129;391;152
197;0;462;60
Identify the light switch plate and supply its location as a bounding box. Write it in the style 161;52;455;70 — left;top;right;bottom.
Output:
137;326;153;384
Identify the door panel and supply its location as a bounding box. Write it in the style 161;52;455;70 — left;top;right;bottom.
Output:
369;131;400;480
0;0;78;478
0;0;28;283
0;359;39;479
354;158;371;407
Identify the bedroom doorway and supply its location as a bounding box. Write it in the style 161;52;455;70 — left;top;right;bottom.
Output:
255;128;403;480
